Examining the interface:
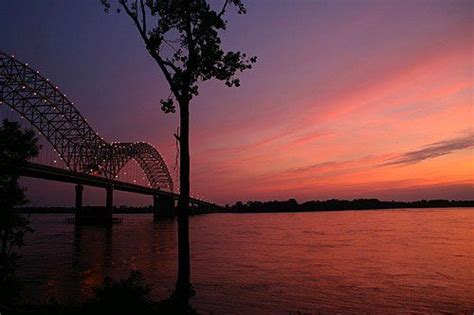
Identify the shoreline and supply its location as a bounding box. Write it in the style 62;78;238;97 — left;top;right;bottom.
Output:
17;205;474;215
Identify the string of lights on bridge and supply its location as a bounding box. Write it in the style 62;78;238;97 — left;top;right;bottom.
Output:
1;53;216;205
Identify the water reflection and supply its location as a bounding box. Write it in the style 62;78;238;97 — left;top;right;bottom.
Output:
71;225;113;299
18;210;474;313
70;217;178;301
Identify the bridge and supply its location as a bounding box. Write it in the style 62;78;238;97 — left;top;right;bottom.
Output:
0;52;218;223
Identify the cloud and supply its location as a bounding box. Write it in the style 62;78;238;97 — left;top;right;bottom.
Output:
252;154;396;190
384;133;474;166
366;181;474;201
286;130;335;147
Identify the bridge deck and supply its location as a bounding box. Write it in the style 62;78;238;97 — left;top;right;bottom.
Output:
1;160;216;208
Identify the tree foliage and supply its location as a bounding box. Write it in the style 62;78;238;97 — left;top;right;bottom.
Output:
101;0;256;112
0;120;39;305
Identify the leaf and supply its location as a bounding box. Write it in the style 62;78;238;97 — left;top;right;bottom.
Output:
160;98;176;114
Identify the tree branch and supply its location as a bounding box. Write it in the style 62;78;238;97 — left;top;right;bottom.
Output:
120;1;146;40
217;0;230;17
120;1;180;98
139;0;146;34
183;0;196;98
162;59;180;73
163;38;179;53
149;51;181;98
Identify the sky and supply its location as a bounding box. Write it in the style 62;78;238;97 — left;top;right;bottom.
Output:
0;0;473;206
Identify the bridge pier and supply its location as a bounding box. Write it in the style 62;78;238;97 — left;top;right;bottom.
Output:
153;195;175;220
75;184;83;209
106;184;114;219
75;184;114;225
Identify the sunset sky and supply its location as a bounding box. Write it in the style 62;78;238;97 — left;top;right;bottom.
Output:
1;0;472;206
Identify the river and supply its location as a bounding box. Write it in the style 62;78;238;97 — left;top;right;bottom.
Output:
18;208;474;313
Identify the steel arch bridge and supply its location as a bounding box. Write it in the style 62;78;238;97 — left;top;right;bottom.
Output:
0;52;173;191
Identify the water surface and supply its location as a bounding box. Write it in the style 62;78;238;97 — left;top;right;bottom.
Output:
19;209;474;313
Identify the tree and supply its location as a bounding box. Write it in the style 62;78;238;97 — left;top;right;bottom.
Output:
0;120;39;305
101;0;256;307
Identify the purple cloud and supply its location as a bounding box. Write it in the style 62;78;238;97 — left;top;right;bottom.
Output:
384;133;474;166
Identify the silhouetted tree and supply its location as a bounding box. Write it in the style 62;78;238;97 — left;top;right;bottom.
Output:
101;0;256;308
0;120;39;306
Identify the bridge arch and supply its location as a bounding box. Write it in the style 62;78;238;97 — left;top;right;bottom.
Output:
0;52;173;191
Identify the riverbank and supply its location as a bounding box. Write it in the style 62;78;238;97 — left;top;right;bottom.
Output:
18;198;474;214
224;198;474;213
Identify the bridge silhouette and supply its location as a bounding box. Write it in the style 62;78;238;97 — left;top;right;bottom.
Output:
0;52;217;222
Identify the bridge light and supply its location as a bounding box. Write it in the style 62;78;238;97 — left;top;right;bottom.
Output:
53;160;57;163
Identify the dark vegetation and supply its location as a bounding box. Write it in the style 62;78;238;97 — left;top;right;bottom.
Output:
225;198;474;213
2;271;197;315
0;120;39;308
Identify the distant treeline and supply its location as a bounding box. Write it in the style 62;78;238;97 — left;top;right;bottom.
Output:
17;199;474;214
224;198;474;213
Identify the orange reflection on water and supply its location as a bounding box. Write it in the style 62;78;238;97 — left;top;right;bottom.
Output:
19;210;474;313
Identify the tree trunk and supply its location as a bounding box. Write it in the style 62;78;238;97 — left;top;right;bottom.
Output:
1;228;6;261
176;99;191;307
0;225;8;273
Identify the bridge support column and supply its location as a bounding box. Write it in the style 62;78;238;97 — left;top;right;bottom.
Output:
153;195;175;220
105;185;114;220
74;184;113;225
75;184;83;209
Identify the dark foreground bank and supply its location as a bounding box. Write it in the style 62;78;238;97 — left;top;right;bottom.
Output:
1;271;196;315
